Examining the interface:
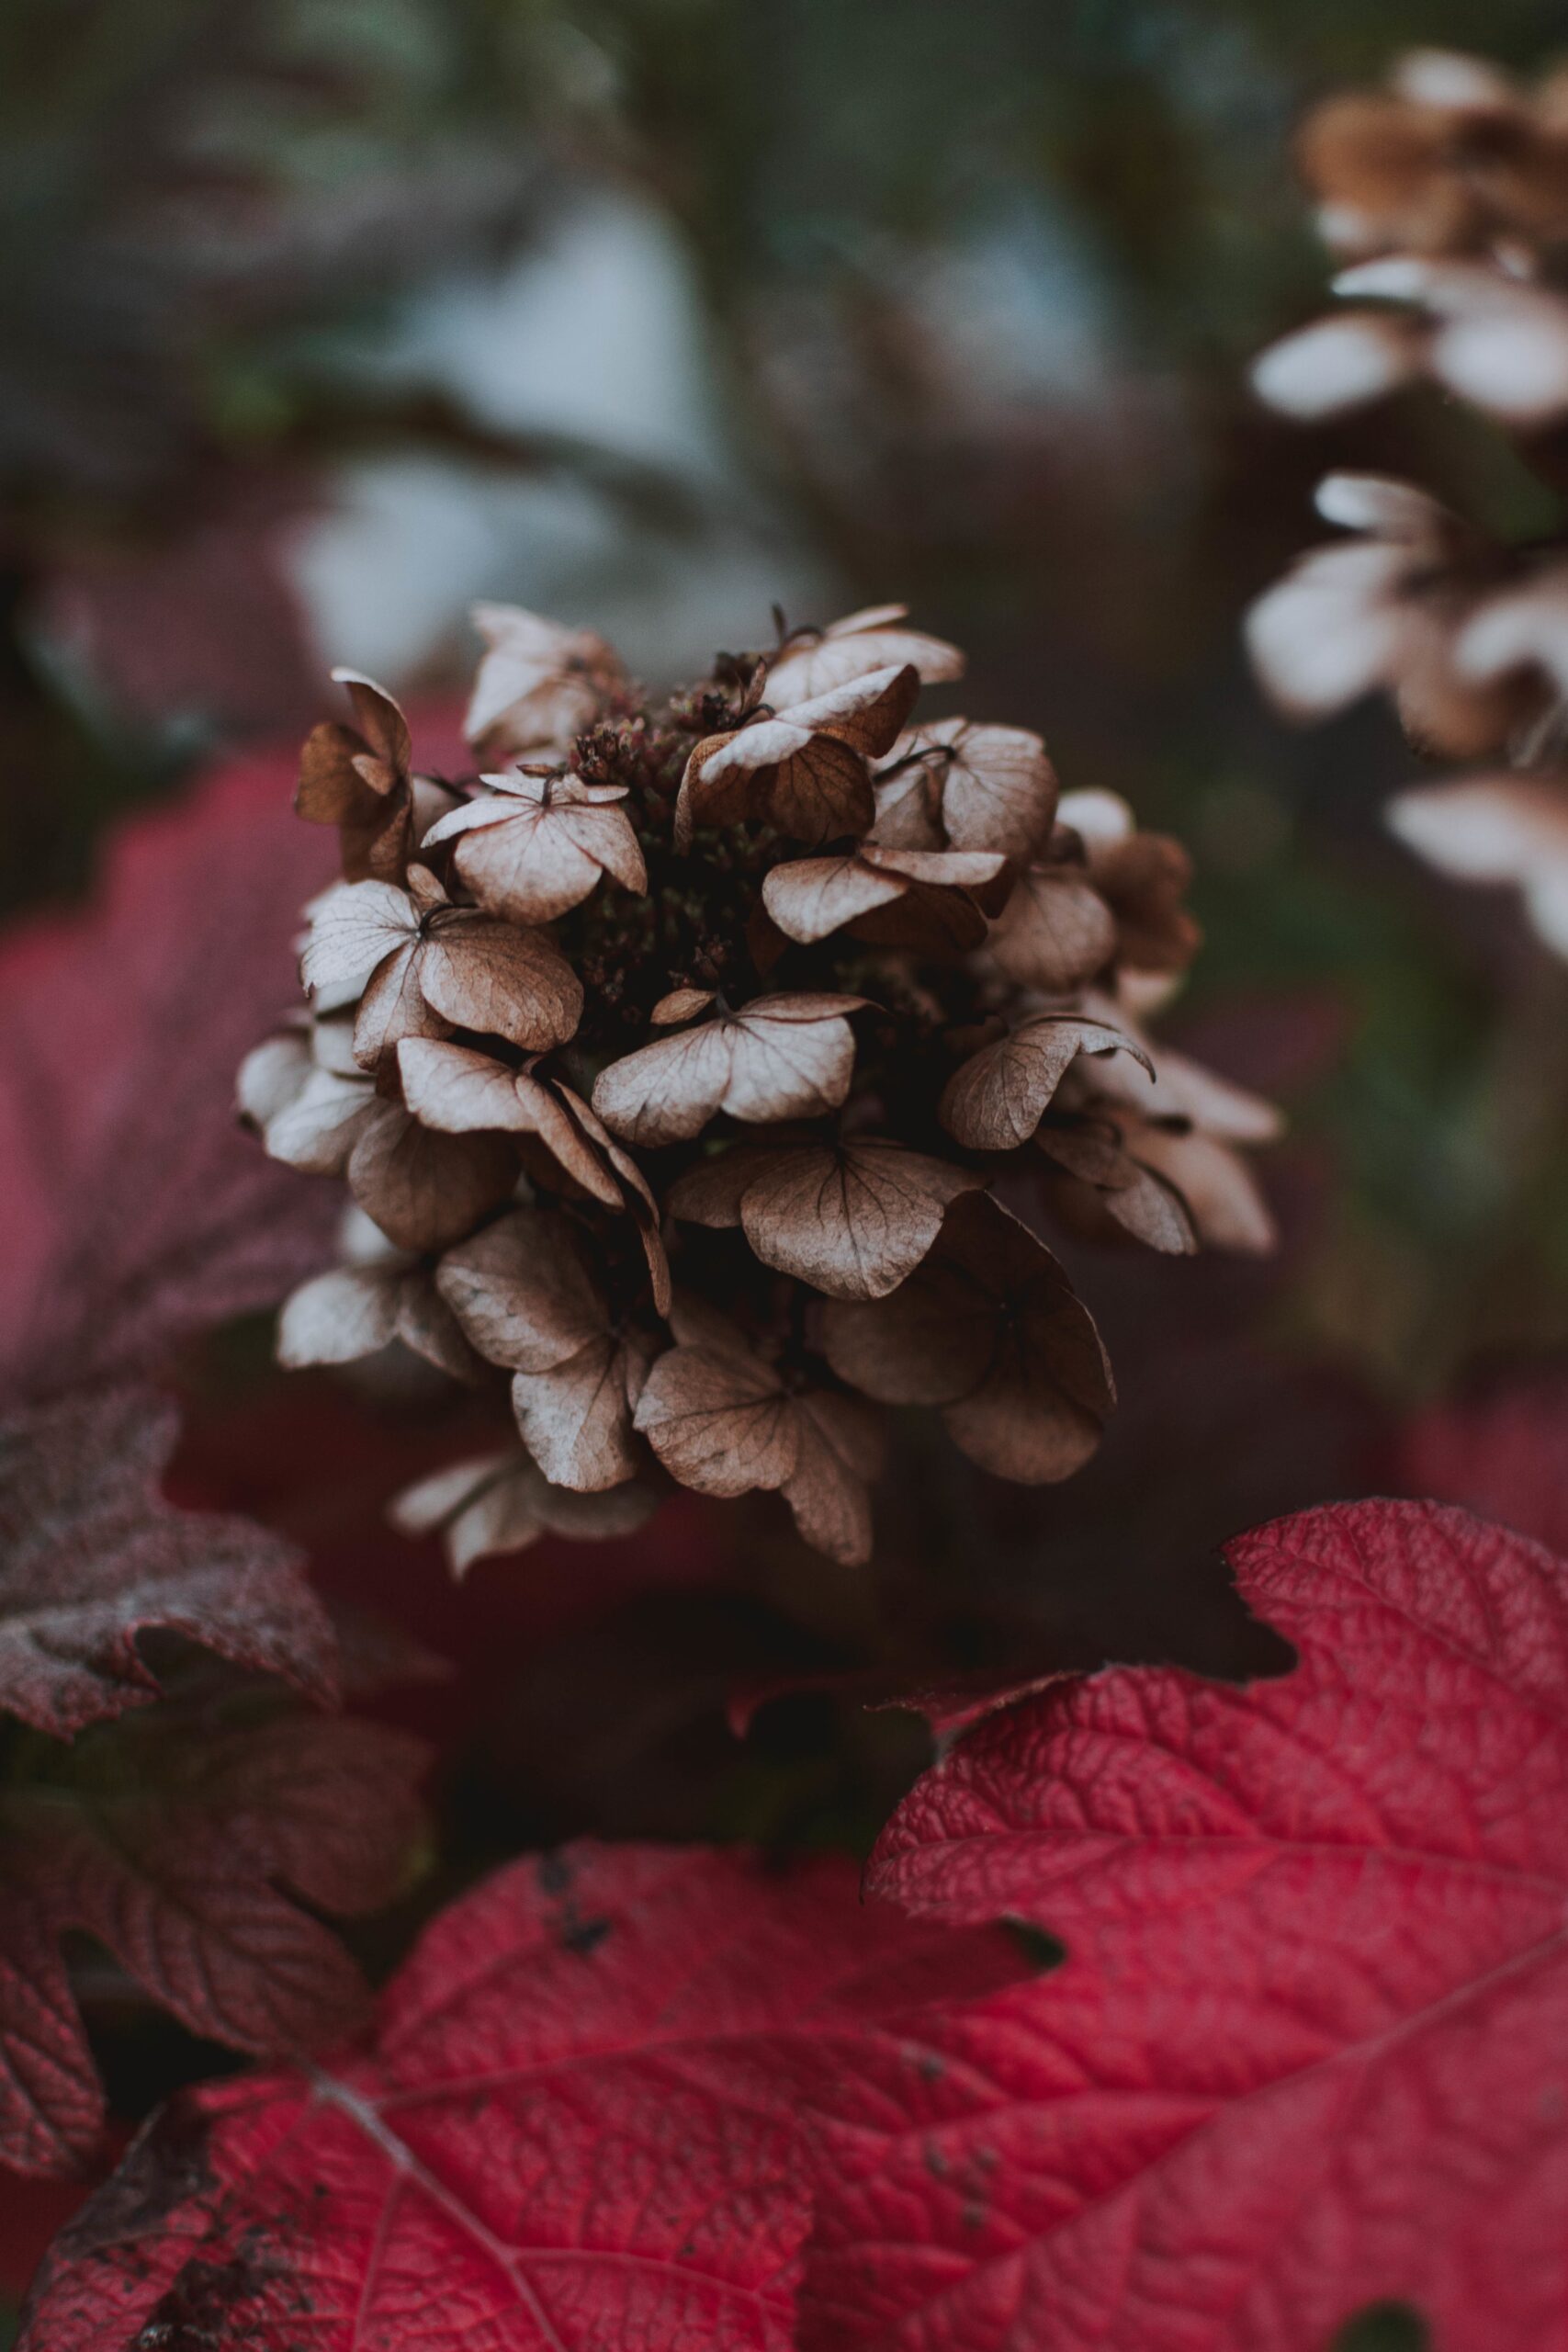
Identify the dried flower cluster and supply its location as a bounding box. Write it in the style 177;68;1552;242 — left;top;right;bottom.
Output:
242;606;1277;1569
1249;49;1568;956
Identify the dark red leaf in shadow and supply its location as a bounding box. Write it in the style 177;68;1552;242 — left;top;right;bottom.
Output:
0;749;340;1399
0;1386;335;1737
18;1842;1031;2348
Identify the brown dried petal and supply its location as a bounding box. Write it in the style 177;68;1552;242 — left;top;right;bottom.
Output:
511;1324;653;1492
465;605;623;752
987;866;1118;992
592;993;865;1148
278;1264;400;1367
1080;1030;1283;1143
1129;1125;1278;1255
670;1138;979;1300
761;846;1004;951
675;664;918;847
276;1263;481;1381
251;1054;376;1178
633;1340;800;1498
940;1014;1151;1151
345;1102;515;1253
435;1208;604;1374
874;719;1058;860
821;1192;1113;1481
651;988;716;1024
296;674;415;882
765;606;964;707
1090;833;1201;975
1036;1120;1198;1256
782;1388;882;1566
334;670;412;775
678;728;874;849
417;917;582;1054
422;775;646;923
352;941;452;1071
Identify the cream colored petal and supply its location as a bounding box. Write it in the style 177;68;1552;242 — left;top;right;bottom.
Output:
592;1021;739;1146
277;1264;400;1367
237;1034;310;1128
722;1004;859;1124
300;879;417;1002
265;1067;376;1176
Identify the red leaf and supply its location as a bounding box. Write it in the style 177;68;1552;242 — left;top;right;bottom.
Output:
0;1386;336;1736
19;1843;1029;2347
1;1697;427;2178
0;749;339;1399
800;1500;1568;2351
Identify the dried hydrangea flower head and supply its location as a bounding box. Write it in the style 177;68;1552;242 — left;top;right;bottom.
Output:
243;604;1277;1570
1248;49;1568;956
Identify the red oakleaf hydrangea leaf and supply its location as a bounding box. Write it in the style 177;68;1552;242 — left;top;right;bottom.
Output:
0;749;339;1400
20;1843;1029;2348
1;1699;428;2177
795;1500;1568;2352
0;1387;335;1736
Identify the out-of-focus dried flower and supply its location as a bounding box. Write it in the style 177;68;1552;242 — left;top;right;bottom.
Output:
1389;772;1568;954
1296;51;1568;261
1252;52;1568;956
1247;475;1540;759
246;600;1273;1568
1256;257;1568;428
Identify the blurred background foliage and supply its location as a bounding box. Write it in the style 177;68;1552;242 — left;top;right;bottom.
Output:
6;0;1568;1459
